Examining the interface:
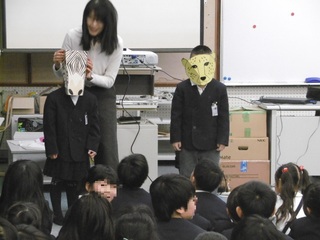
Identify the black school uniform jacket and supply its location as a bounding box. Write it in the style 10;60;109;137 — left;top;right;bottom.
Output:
195;191;233;232
289;216;320;240
170;79;229;150
44;87;100;162
157;218;205;240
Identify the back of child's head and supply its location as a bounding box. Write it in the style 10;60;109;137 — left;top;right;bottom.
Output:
115;204;159;240
149;173;195;222
0;217;19;240
16;224;51;240
7;201;42;230
275;162;310;194
231;215;286;240
302;182;320;218
192;159;223;192
190;45;212;57
274;162;310;223
237;181;277;218
194;231;228;240
0;160;45;215
0;160;50;230
57;192;114;240
226;185;241;223
86;164;118;185
117;154;148;188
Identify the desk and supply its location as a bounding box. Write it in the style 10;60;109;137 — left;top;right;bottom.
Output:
258;102;320;185
7;121;158;191
6;140;51;184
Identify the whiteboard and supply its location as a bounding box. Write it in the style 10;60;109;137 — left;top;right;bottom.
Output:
4;0;201;50
220;0;320;85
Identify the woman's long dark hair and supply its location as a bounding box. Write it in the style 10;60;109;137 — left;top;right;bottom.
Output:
81;0;119;55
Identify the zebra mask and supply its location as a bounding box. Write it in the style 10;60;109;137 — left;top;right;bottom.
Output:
62;50;88;96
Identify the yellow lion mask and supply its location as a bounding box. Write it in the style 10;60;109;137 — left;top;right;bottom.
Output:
181;53;216;86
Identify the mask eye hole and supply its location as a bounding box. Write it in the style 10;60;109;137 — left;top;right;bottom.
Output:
192;65;197;68
204;62;209;66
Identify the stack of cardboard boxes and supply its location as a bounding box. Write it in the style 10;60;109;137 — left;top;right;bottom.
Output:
220;107;270;190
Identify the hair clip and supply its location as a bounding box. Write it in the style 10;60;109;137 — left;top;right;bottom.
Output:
299;165;304;171
282;167;288;173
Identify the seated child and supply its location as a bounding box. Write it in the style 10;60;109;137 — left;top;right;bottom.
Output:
289;182;320;240
221;185;241;239
231;214;286;240
111;154;153;217
234;181;293;240
150;173;205;240
57;192;114;240
115;204;159;240
190;159;232;232
84;164;118;202
274;162;311;232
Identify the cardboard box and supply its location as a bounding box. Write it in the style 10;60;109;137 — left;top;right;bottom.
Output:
221;137;269;160
229;107;267;137
12;97;35;115
220;160;270;190
39;96;47;114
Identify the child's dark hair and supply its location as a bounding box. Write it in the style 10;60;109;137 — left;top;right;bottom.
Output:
57;192;115;240
237;181;277;218
275;162;310;223
226;185;241;223
0;217;19;240
302;182;320;218
115;204;159;240
190;45;212;57
16;224;52;240
149;173;195;222
7;202;42;230
193;159;223;192
86;164;118;185
117;154;148;188
231;215;286;240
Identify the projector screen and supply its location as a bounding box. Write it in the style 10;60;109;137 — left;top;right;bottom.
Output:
4;0;202;50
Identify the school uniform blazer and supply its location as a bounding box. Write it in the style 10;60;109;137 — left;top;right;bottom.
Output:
170;79;229;151
44;87;100;162
289;216;320;240
111;187;153;217
195;191;233;232
157;218;205;240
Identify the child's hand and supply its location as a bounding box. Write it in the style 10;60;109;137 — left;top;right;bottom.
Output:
216;144;225;152
172;142;182;151
49;154;58;159
88;150;97;158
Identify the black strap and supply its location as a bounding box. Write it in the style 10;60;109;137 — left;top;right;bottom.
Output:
282;198;303;233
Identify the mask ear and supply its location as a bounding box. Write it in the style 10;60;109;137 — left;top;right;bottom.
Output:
181;58;189;67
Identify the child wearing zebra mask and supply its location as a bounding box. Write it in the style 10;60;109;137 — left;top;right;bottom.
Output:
43;55;100;225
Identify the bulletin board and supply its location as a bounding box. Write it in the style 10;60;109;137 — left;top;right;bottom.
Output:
3;0;202;50
220;0;320;85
